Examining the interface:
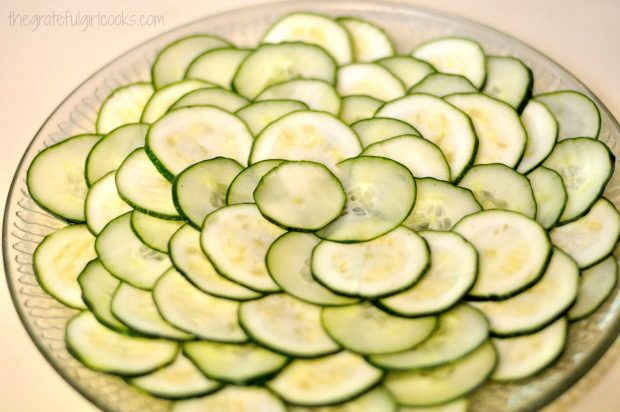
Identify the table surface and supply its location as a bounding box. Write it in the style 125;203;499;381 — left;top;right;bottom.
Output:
1;0;619;410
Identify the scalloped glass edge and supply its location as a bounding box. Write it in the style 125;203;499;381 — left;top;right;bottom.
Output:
3;1;620;411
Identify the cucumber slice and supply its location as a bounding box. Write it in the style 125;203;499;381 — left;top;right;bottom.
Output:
266;232;358;306
34;224;96;309
550;198;620;268
169;224;260;300
115;148;180;219
379;232;477;316
351;117;420;148
201;204;285;292
312;227;429;298
183;340;288;384
399;398;469;412
153;268;247;342
453;209;551;300
170;87;249;112
362;135;451;180
369;304;488;370
96;82;154;134
527;167;567;229
141;79;211;123
227;160;285;205
27;134;100;222
569;256;618;320
472;248;578;336
84;172;132;235
66;311;178;376
111;283;193;340
412;37;486;89
236;99;308;136
321;302;437;355
152;34;229;89
256;79;341;115
96;213;171;290
377;56;436;89
339;95;383;125
491;317;567;381
409;73;477;97
254;161;346;231
172;386;286;412
85;123;147;185
185;47;251;89
376;94;477;182
338;17;394;62
129;354;221;399
262;12;352;65
482;56;533;111
316;157;416;242
78;260;127;332
147;106;253;179
402;178;481;231
239;294;339;357
233;43;336;99
172;157;243;227
445;93;526;168
535;91;601;140
288;387;397;412
337;63;405;101
516;100;559;174
249;111;362;171
542;137;614;223
458;164;537;218
130;211;184;253
268;351;382;406
384;341;496;406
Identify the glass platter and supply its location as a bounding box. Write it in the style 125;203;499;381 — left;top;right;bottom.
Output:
4;1;620;411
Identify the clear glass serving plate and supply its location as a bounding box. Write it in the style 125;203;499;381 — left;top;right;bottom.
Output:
4;1;620;411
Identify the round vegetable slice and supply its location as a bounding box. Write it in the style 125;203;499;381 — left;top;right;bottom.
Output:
351;117;420;148
337;63;405;101
184;47;250;89
172;386;286;412
482;56;533;111
170;86;250;112
338;17;394;62
227;159;285;205
409;73;477;97
377;56;435;90
516;100;559;174
96;82;154;134
85;171;132;235
130;210;184;253
527;166;567;229
256;79;341;115
141;79;212;123
569;256;618;320
535;90;601;140
236;99;308;136
288;387;397;412
339;95;383;125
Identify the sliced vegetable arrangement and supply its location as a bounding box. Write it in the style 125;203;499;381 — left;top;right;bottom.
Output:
25;11;619;412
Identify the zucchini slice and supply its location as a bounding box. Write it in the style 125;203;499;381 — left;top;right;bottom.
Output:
239;293;339;358
402;178;481;231
96;213;171;290
254;161;346;231
262;13;352;65
227;159;285;205
369;304;488;370
321;302;437;355
376;94;477;182
399;398;469;412
542;137;614;223
172;157;243;227
409;73;477;97
84;171;132;235
236;99;308;136
153;268;247;342
527;167;567;229
141;79;212;123
152;34;229;89
288;387;397;412
312;227;429;298
516;100;559;174
185;47;251;89
453;209;551;300
183;340;288;384
130;210;184;253
339;95;383;125
129;354;221;399
445;93;526;168
266;232;358;306
96;82;154;134
351;117;420;148
172;386;286;412
337;63;405;101
66;311;178;376
472;248;578;336
482;56;533;111
233;43;337;99
268;351;382;406
377;56;436;89
384;341;496;406
569;256;618;321
491;317;566;381
27;134;100;222
147;106;253;179
535;90;601;140
256;79;341;115
379;231;477;316
34;224;96;309
412;37;486;88
316;157;416;242
170;87;249;112
338;17;394;62
550;198;620;268
201;204;285;292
